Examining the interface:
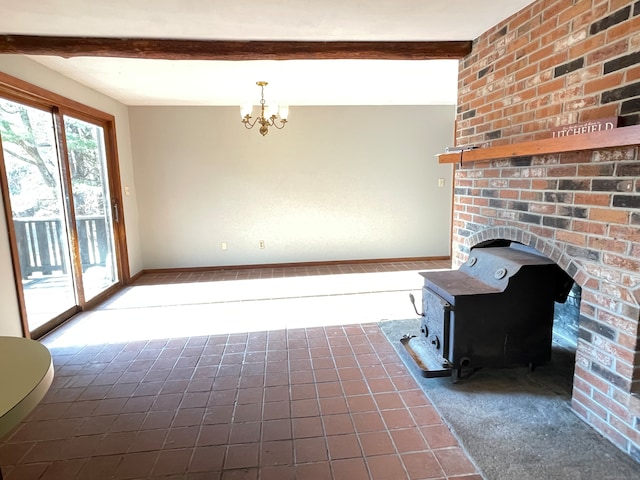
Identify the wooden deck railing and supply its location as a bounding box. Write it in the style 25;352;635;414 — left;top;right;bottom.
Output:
13;216;110;279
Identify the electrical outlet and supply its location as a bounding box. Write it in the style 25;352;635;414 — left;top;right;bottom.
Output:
259;240;265;249
221;242;227;251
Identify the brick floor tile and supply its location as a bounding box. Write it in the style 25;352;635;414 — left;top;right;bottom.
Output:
319;396;349;415
75;454;121;480
259;464;295;480
113;451;158;479
359;431;396;456
331;457;370;480
172;407;205;427
18;438;68;463
204;406;235;424
399;389;431;407
290;399;319;418
229;422;261;444
291;384;316;400
236;388;263;405
316;382;342;398
420;425;459;449
347;395;377;413
62;434;102;459
390;428;428;454
141;410;174;430
262;419;291;441
221;467;258;480
341;379;369;396
153;448;192;476
260;440;293;467
164;426;199;449
3;462;49;480
381;409;416;430
374;392;405;410
224;443;259;469
128;429;168;453
97;431;136;455
264;386;289;403
352;411;386;433
366;377;396;394
197;424;230;446
292;417;324;438
294;437;328;463
367;454;406;480
401;451;445;479
433;447;479;476
326;434;362;460
262;400;291;420
109;412;146;432
323;413;355;435
296;461;332;479
231;405;261;424
314;369;340;383
409;406;442;427
41;459;86;480
189;445;225;472
0;443;32;465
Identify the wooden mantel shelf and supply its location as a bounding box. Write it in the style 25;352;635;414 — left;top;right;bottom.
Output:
437;124;640;164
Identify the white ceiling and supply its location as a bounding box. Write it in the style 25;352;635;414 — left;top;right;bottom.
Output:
0;1;535;106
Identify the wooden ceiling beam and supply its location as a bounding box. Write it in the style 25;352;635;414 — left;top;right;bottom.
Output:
0;35;472;60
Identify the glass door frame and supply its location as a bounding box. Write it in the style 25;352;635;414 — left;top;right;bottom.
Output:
0;71;130;338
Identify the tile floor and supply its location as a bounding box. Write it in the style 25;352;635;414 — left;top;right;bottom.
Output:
0;260;483;480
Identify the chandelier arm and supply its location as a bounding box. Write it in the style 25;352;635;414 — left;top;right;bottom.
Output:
271;119;288;130
242;116;259;129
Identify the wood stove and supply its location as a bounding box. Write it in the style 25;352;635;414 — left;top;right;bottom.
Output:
403;243;573;379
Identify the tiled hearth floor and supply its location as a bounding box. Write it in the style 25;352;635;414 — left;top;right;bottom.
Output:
0;260;483;480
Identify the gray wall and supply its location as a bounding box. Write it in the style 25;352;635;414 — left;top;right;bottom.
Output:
129;105;455;269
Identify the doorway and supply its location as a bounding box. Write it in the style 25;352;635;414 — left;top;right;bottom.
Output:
0;87;126;337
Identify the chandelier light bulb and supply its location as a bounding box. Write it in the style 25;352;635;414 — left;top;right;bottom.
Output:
240;103;253;118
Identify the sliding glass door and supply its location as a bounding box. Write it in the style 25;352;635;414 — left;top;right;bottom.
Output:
0;99;77;330
63;115;118;302
0;93;124;336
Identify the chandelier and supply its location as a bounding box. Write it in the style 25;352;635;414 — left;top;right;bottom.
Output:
240;81;289;136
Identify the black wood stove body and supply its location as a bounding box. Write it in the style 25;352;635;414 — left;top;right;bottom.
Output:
403;244;572;379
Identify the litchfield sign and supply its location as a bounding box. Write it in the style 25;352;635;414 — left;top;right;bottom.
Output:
551;117;620;138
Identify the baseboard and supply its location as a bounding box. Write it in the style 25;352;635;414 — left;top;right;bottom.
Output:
141;256;451;275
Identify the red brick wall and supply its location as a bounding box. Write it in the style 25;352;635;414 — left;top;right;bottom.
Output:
456;0;640;148
451;0;640;462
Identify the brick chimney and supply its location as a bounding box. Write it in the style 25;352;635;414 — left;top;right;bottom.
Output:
451;0;640;461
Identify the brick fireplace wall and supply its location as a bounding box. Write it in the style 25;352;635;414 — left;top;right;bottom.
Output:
451;0;640;461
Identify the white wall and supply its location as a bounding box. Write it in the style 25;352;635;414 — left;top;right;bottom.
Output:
0;55;142;336
130;105;455;269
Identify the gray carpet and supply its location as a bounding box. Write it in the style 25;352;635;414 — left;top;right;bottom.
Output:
379;318;640;480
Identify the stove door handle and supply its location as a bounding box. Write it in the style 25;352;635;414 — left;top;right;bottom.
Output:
409;293;424;317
